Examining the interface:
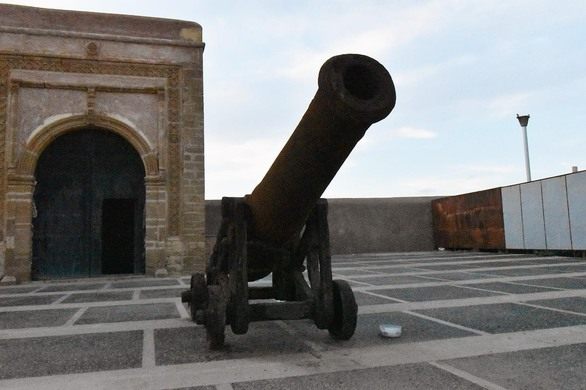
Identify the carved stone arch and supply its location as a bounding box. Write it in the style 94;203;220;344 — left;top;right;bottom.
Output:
17;114;158;178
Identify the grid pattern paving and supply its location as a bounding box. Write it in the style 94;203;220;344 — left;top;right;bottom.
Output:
1;251;585;389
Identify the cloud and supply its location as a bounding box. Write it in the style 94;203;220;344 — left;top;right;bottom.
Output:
205;135;287;198
357;126;438;152
323;161;520;198
273;1;450;82
486;93;533;118
457;92;533;119
391;126;437;140
394;55;477;86
395;163;519;196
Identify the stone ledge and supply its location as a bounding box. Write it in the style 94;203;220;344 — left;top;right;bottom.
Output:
0;4;203;46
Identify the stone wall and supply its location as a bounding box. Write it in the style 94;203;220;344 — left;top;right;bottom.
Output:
327;197;438;254
0;4;205;282
205;197;438;259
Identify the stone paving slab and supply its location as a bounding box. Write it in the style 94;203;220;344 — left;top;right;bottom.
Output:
0;286;39;294
527;296;586;314
523;258;584;264
413;272;497;281
459;281;559;294
139;288;185;299
286;312;477;351
464;261;530;268
110;279;180;289
75;302;179;325
516;277;586;289
0;330;142;380
353;291;400;305
0;308;78;329
467;258;579;267
332;269;381;276
155;322;311;365
37;283;107;292
374;285;504;302
62;291;133;303
361;267;435;274
414;264;480;271
443;343;586;390
349;275;437;286
487;265;586;276
232;362;484;390
0;295;64;307
340;279;373;288
415;302;586;334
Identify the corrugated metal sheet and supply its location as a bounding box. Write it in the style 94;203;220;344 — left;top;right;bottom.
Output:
432;188;505;250
502;185;524;249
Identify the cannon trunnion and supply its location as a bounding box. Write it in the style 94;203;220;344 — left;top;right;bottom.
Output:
182;54;396;349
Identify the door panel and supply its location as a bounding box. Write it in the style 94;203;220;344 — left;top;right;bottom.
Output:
32;129;145;279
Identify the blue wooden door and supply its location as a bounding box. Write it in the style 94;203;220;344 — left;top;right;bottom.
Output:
32;129;145;279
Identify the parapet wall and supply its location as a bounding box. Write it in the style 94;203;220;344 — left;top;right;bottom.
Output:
205;197;438;257
433;170;586;252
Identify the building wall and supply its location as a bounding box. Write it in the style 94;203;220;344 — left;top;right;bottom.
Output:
0;4;205;281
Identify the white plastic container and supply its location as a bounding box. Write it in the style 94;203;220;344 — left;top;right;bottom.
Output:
379;324;402;338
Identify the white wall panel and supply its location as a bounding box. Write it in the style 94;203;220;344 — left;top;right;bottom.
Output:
502;185;524;249
542;176;571;250
567;171;586;250
520;181;546;250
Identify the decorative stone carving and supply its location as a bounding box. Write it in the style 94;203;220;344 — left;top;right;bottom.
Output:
0;54;182;227
86;42;99;58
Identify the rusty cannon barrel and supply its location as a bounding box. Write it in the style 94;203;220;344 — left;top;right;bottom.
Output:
244;54;396;278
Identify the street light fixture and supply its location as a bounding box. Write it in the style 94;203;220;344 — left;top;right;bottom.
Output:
516;114;531;182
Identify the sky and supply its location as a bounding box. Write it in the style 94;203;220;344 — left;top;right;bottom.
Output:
7;0;586;199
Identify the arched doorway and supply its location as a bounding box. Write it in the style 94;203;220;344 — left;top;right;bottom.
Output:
32;128;146;279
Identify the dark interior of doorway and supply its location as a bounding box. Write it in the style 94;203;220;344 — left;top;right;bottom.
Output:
102;199;136;274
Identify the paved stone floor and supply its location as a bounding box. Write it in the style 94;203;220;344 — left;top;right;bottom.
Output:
1;251;585;389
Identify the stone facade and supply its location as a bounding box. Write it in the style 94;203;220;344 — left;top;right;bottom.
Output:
0;4;205;282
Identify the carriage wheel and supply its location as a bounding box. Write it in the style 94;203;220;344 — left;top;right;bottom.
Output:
188;273;208;322
327;280;357;340
205;285;227;349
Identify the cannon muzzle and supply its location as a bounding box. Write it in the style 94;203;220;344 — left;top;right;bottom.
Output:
245;54;396;277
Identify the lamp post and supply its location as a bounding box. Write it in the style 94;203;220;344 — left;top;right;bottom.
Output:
516;114;531;182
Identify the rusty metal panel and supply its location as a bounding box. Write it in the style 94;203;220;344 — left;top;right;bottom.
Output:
567;171;586;250
432;188;505;250
542;176;571;250
501;185;524;249
520;181;546;250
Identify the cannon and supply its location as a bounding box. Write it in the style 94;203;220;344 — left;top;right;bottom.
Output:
182;54;396;349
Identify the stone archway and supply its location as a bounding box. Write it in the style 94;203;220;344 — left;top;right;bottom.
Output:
32;128;146;279
17;114;159;179
5;114;167;281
